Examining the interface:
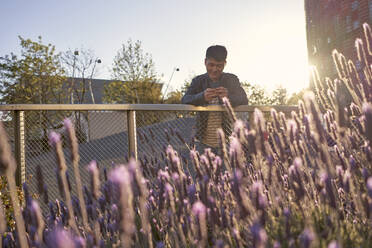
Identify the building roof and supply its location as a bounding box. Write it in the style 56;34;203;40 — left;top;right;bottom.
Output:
65;78;163;104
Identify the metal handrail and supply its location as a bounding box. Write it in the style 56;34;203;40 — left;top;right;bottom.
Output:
0;104;298;185
0;104;298;112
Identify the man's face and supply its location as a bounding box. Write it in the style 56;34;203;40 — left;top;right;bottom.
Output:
205;58;226;82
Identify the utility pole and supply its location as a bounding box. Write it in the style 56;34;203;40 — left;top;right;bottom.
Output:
162;67;179;101
71;50;79;104
88;58;101;104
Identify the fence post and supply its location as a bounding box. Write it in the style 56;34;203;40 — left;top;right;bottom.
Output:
14;110;26;186
127;110;137;160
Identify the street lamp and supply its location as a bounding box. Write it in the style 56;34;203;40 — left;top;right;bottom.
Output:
71;50;79;104
88;58;101;104
162;67;180;101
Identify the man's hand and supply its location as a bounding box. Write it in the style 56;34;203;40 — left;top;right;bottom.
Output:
204;88;217;102
216;87;228;98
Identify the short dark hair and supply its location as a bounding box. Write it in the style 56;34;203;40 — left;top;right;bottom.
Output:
206;45;227;61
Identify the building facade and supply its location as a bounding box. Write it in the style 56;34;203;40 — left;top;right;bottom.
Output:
305;0;372;78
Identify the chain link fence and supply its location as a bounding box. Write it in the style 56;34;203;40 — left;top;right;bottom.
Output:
0;105;295;213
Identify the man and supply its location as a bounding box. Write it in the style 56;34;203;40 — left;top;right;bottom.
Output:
182;45;248;150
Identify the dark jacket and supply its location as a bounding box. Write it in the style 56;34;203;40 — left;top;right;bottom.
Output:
181;73;248;143
181;73;248;107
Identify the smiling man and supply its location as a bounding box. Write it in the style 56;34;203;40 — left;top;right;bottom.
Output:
182;45;248;151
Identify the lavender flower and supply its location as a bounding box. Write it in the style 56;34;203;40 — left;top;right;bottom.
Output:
328;240;341;248
87;160;100;199
367;177;372;198
192;201;206;216
250;222;267;248
48;131;61;146
45;228;75;248
299;228;315;248
108;165;135;246
362;102;372;143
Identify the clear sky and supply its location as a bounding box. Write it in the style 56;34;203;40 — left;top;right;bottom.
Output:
1;0;309;94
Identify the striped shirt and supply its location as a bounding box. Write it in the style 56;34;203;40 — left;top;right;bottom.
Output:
202;97;222;148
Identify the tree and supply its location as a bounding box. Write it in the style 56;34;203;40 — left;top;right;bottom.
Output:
164;90;183;104
163;77;193;104
103;79;162;104
0;36;66;104
112;39;157;82
61;48;100;104
241;82;271;105
61;48;101;142
269;85;288;105
287;89;307;105
0;36;67;149
104;39;161;104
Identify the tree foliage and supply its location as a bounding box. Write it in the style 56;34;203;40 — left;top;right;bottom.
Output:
111;39;157;82
241;82;271;105
103;80;162;104
287;89;307;105
0;36;69;148
104;39;161;104
0;36;67;104
270;85;288;105
164;90;183;104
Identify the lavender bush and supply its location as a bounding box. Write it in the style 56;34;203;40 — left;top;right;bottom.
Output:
0;24;372;247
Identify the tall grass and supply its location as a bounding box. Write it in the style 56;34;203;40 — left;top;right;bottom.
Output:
0;24;371;247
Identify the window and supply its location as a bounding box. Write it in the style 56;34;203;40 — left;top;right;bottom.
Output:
353;20;360;30
369;0;372;21
351;1;359;11
327;37;332;44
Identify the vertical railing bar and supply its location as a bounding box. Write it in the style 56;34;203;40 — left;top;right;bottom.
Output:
127;110;138;160
14;110;26;186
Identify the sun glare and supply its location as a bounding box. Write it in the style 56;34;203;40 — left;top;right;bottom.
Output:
231;30;310;94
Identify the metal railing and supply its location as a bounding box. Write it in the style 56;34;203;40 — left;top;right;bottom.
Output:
0;104;297;202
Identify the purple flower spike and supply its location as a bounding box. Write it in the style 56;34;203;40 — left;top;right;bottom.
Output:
49;131;61;146
328;240;341;248
128;158;138;173
172;172;179;181
300;228;315;248
320;172;329;184
192;201;206;216
293;157;302;169
74;236;86;248
251;222;267;248
156;241;165;248
254;108;264;128
222;97;229;105
87;160;98;173
273;241;281;248
108;165;131;185
362;102;372;143
233;119;245;137
165;183;173;194
336;166;344;178
45;228;75;248
158;170;170;180
63;118;73;130
349;155;357;171
367;177;372;198
251;181;263;193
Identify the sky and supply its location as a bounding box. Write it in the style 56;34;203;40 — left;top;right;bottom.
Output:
1;0;310;95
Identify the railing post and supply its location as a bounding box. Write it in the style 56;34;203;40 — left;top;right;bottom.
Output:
127;110;137;160
14;110;25;186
